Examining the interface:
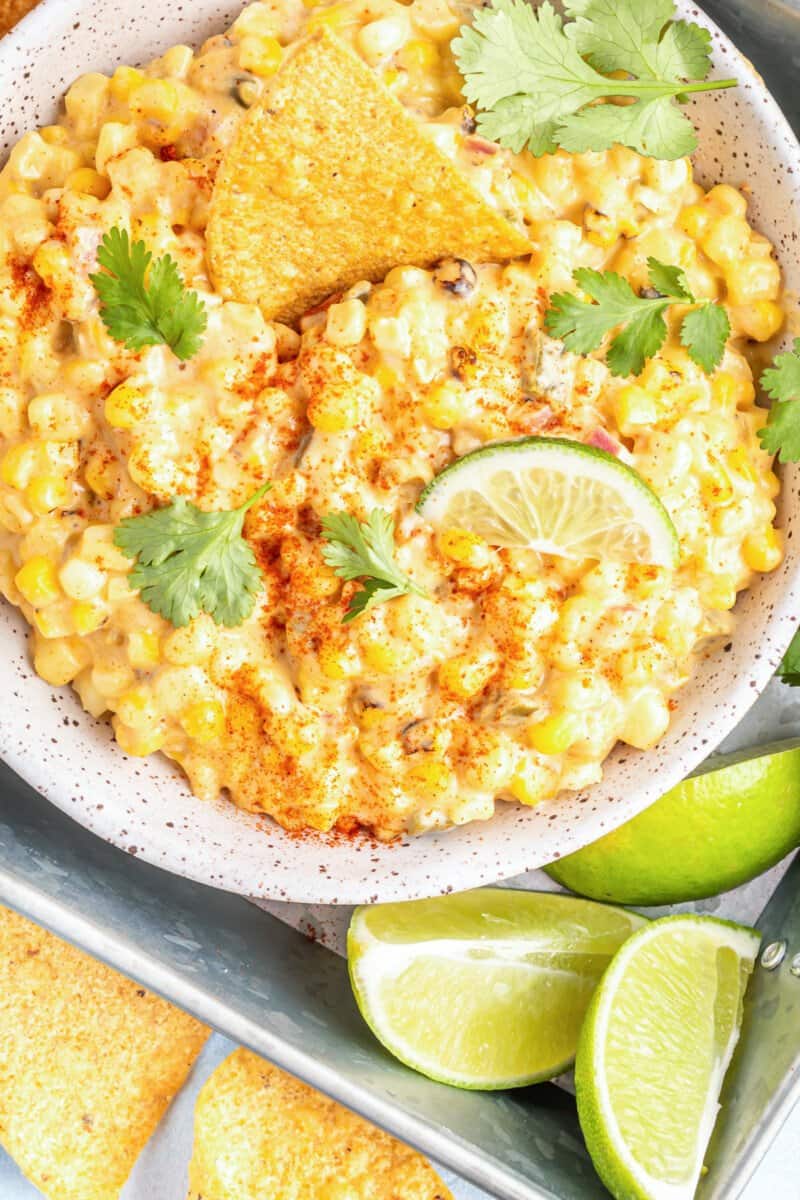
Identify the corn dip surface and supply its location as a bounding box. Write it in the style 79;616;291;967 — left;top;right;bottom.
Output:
0;0;785;837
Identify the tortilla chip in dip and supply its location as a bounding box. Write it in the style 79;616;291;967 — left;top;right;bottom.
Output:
206;28;529;323
187;1048;453;1199
0;904;208;1200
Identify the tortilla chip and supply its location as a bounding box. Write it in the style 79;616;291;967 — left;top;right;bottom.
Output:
0;904;208;1200
0;0;39;36
186;1048;454;1199
206;29;529;323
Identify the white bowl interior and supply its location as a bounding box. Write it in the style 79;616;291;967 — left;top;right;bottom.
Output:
1;0;799;902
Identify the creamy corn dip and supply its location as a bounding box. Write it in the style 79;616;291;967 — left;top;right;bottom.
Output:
0;0;785;837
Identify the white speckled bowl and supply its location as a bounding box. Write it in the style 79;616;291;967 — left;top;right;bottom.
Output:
1;0;799;903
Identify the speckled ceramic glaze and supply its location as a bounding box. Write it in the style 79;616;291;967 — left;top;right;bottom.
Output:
1;0;799;903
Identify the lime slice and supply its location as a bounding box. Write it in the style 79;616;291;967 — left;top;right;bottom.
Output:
347;889;645;1089
416;436;678;566
545;739;800;905
576;914;760;1200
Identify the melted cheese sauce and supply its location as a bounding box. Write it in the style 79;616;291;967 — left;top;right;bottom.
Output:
0;0;785;837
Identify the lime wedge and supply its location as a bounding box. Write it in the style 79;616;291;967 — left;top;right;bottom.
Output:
416;436;678;566
576;915;760;1200
545;739;800;905
347;889;645;1089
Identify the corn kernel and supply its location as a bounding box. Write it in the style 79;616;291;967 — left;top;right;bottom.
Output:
130;78;180;123
743;526;783;573
614;385;660;432
706;184;748;217
398;38;439;73
726;447;759;486
422;379;469;430
0;442;38;490
163;617;215;665
71;601;106;635
527;710;582;755
505;653;545;692
104;382;148;429
110;65;145;101
307;388;362;433
160;44;194;78
306;2;357;31
26;475;70;515
508;759;554;806
620;691;670;749
66;166;111;198
0;387;25;439
40;125;68;145
361;639;416;675
700;458;734;507
84;451;120;499
15;556;61;607
115;723;164;757
28;392;91;439
703;576;738;611
678;204;711;239
734;300;784;342
34;605;73;638
357;16;409;66
710;372;738;410
58;558;105;601
557;595;599;643
405;758;454;800
181;699;225;743
32;239;71;288
437;527;491;569
33;637;88;686
319;644;361;680
701;215;750;266
95;122;138;173
232;2;281;35
438;651;497;699
238;34;283;76
127;629;160;668
325;298;367;347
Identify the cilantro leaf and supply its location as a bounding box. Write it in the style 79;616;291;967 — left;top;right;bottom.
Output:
321;509;427;623
646;257;693;302
759;339;800;463
680;301;730;373
453;0;736;160
564;0;711;82
778;626;800;687
89;226;207;361
545;259;729;378
114;483;270;627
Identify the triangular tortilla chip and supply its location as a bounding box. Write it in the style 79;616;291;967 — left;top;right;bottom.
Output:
206;29;529;322
186;1048;453;1199
0;904;208;1200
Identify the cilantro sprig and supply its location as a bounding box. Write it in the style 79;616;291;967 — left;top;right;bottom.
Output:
90;227;207;361
453;0;737;160
114;483;270;628
321;509;427;623
544;257;730;377
778;627;800;687
758;339;800;464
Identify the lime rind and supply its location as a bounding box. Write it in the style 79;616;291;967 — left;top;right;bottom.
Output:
575;915;760;1200
545;740;800;905
348;889;645;1090
416;436;679;568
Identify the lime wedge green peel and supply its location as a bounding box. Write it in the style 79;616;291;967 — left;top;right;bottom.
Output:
347;889;645;1090
416;436;679;567
546;739;800;905
576;914;760;1200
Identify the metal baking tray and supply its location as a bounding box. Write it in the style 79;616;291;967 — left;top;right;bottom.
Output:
1;0;800;1197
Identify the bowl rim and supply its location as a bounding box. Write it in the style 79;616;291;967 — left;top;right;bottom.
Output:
1;0;800;904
